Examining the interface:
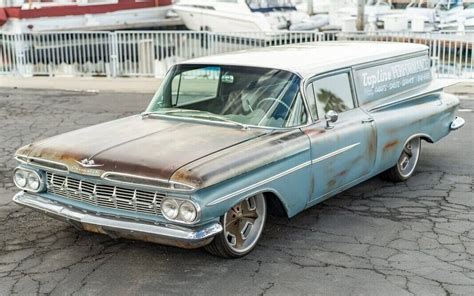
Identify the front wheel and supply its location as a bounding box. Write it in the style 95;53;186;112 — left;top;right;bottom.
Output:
381;137;421;182
204;194;266;258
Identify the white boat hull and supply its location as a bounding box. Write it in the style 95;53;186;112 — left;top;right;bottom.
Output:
174;5;271;32
173;3;320;35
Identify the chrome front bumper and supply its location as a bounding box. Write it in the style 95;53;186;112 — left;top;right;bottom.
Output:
13;191;222;249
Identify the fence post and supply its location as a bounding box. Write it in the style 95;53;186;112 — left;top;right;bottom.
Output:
14;33;28;77
109;32;119;78
431;33;440;78
206;31;214;57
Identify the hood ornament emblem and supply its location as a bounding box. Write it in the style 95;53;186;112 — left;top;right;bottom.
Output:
76;158;104;168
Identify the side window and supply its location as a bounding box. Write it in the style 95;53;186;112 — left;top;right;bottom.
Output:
172;66;221;106
311;72;355;119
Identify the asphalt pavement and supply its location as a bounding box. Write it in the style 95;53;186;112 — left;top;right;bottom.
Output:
0;88;473;296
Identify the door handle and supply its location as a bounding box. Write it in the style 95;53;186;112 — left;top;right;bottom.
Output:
362;118;374;124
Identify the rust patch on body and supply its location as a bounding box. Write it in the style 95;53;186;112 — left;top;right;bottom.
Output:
384;140;399;150
309;176;315;198
368;127;377;157
327;179;337;188
303;128;326;137
19;115;270;188
337;170;347;177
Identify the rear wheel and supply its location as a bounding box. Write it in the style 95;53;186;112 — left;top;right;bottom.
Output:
204;194;266;258
381;137;421;182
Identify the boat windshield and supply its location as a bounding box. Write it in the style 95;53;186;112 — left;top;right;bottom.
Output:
146;64;307;128
245;0;297;12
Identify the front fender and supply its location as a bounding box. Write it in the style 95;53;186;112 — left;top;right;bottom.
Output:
193;148;312;223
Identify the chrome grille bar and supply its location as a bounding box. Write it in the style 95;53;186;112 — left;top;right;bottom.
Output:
46;172;164;216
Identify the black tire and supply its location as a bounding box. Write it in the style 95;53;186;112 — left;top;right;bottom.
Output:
381;137;422;182
204;194;266;258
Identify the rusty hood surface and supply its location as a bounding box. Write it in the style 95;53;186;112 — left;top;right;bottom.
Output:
20;115;268;183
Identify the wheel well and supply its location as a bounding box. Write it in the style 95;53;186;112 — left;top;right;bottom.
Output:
420;135;434;143
405;134;434;145
263;192;288;217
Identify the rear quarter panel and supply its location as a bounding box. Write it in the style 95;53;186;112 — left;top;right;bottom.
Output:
367;91;460;174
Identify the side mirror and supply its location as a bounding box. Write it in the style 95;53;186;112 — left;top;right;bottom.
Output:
325;110;338;129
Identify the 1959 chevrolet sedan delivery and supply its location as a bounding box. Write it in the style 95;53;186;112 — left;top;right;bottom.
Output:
12;42;464;258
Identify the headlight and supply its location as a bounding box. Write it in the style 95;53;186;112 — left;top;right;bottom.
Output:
161;198;199;224
179;201;197;223
13;168;44;192
161;198;179;219
14;170;27;188
27;172;40;191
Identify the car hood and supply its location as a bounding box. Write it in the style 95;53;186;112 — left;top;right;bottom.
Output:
20;115;267;185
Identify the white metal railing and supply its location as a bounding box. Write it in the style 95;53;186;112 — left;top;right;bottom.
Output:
0;31;323;78
0;30;472;79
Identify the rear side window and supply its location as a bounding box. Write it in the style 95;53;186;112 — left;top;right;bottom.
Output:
309;72;355;119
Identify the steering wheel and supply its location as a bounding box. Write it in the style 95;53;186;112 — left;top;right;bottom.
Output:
255;98;291;114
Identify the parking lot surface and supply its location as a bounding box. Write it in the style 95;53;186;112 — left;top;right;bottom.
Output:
0;88;473;296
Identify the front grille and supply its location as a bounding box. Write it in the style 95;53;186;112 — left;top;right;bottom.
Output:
46;172;164;216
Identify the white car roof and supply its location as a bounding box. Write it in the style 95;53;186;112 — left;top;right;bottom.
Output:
181;41;428;77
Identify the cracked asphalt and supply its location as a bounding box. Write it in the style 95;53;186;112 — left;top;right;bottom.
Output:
0;87;473;296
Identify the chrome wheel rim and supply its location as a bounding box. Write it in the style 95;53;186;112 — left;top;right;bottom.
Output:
223;194;266;254
397;137;421;178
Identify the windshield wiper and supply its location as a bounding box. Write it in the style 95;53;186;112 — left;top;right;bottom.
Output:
142;110;248;129
184;113;249;130
141;109;194;118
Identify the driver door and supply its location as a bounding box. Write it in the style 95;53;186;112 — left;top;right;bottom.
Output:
302;70;376;204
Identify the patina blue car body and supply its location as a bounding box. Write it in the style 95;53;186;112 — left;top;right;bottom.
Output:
12;42;464;254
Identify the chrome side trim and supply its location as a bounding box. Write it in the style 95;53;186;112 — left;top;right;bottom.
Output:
311;143;360;164
450;116;465;130
207;160;312;206
207;143;361;206
13;191;222;248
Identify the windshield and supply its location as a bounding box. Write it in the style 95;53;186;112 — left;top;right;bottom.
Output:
146;64;307;128
245;0;296;12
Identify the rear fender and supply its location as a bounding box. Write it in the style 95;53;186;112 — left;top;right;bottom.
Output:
370;91;459;172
